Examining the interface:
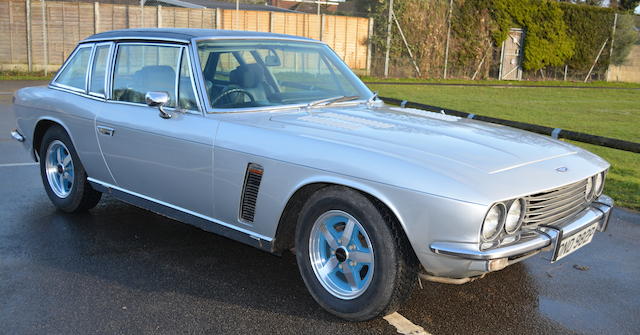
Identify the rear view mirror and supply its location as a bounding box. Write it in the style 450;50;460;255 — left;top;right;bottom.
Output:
264;50;281;67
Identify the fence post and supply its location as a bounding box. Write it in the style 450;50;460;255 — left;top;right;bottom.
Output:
94;2;99;34
216;8;222;29
366;17;373;76
443;0;454;79
26;0;33;72
383;0;393;78
606;13;618;81
41;0;48;75
320;14;325;41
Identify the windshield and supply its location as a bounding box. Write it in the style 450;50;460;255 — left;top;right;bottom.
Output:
196;39;372;110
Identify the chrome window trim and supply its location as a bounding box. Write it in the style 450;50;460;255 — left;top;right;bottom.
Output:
51;43;94;93
83;36;191;44
48;84;107;102
192;36;325;44
174;47;183;108
88;42;115;98
87;177;273;242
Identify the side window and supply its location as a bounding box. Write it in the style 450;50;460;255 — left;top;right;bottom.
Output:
54;46;92;91
89;44;111;96
112;44;180;107
178;49;198;111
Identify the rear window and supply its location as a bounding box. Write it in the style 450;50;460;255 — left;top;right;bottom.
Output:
54;45;92;91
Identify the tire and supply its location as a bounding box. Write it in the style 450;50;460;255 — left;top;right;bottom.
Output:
39;125;102;213
295;185;417;321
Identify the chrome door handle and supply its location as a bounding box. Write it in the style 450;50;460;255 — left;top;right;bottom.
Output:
97;126;115;136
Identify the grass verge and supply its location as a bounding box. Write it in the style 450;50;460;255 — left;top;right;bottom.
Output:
361;76;640;89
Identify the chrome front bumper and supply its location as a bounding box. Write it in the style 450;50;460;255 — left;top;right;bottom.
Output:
430;195;614;272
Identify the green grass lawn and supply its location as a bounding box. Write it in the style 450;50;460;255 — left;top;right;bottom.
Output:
368;83;640;211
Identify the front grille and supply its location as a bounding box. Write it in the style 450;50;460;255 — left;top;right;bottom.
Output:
523;179;590;228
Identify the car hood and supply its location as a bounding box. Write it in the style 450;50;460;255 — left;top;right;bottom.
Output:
269;104;582;175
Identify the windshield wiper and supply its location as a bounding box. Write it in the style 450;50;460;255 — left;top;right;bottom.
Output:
306;95;361;108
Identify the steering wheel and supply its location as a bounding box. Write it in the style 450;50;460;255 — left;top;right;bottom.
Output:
211;88;255;107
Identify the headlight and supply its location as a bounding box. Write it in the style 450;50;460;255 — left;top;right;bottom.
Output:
482;203;505;241
594;172;605;197
585;177;594;201
504;199;524;234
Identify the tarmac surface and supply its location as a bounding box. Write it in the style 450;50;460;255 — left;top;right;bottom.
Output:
1;81;639;334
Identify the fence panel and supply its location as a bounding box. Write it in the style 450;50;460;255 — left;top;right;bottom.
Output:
0;0;371;73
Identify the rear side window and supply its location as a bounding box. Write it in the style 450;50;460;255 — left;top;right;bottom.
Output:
54;45;92;91
89;44;112;96
112;44;180;107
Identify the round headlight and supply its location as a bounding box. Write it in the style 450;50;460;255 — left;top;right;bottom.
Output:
482;203;505;241
594;172;604;197
504;199;524;234
585;177;594;201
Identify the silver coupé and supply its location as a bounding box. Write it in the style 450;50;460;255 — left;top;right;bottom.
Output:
10;28;613;321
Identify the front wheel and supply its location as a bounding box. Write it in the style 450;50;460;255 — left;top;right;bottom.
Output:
295;186;417;321
39;125;102;213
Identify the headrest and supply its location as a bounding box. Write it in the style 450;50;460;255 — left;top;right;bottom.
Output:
134;65;176;93
230;64;264;89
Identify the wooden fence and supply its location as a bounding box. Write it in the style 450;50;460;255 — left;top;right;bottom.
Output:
0;0;373;73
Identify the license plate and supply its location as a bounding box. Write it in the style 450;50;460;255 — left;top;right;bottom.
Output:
553;222;598;261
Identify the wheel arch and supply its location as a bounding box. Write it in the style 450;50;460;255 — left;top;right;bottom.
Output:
32;117;75;161
272;178;413;257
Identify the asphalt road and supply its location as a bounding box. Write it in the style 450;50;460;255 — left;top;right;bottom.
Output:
1;82;639;334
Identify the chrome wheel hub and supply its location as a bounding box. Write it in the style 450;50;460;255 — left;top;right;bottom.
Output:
45;140;74;198
309;210;374;300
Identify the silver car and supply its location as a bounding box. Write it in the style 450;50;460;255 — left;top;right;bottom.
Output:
10;28;613;321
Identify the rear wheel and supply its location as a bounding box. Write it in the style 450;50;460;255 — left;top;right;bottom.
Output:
39;126;102;212
295;186;417;321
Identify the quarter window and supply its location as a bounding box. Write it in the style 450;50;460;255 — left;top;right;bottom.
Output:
112;44;180;107
178;48;198;111
54;46;92;91
89;44;111;96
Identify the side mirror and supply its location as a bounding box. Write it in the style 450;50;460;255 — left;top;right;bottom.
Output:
145;91;172;119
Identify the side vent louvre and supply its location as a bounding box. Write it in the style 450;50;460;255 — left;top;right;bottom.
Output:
240;163;263;222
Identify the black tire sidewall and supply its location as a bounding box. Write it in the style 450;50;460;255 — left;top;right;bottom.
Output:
295;186;401;321
39;126;92;212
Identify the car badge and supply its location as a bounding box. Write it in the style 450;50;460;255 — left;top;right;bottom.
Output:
556;167;568;172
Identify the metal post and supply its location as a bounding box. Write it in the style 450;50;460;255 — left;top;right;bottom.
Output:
26;0;32;72
383;0;394;78
236;0;239;11
608;13;618;62
563;65;568;81
366;17;373;76
317;0;320;15
443;0;454;79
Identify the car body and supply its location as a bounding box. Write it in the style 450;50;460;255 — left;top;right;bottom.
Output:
11;28;613;320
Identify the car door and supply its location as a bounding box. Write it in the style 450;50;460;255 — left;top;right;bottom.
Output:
95;42;217;218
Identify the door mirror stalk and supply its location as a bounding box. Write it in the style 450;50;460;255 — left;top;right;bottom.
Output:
145;91;172;119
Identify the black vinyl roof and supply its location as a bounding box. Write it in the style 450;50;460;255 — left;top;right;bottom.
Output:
83;28;316;43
